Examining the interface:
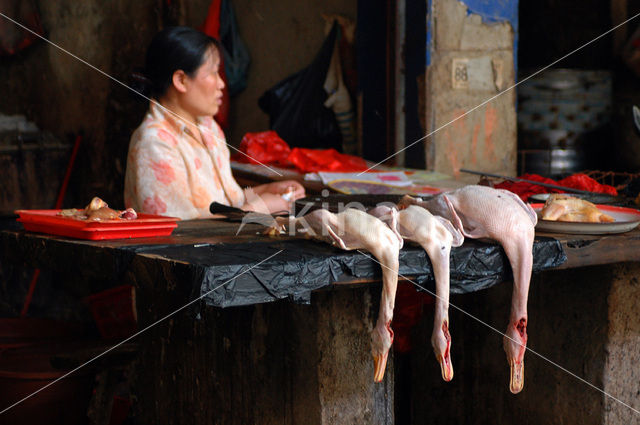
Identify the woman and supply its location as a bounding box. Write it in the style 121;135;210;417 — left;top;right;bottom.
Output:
124;26;305;219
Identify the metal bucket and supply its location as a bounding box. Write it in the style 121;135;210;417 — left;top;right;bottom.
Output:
0;344;94;425
518;149;588;176
517;69;612;176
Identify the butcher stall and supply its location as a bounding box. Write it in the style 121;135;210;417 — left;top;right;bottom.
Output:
1;188;640;424
3;0;640;423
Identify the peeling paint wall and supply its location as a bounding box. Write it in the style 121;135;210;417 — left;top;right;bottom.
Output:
426;0;517;178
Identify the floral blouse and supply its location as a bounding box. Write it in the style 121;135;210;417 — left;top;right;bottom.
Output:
124;101;245;219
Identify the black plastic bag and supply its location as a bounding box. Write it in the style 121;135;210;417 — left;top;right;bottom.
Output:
258;23;342;151
219;0;250;96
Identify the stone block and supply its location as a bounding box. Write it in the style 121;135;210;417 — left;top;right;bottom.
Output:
434;0;514;52
460;13;513;51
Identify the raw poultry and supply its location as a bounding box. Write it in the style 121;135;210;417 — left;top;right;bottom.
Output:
270;207;403;382
370;204;464;382
58;197;138;221
400;185;537;394
540;194;614;223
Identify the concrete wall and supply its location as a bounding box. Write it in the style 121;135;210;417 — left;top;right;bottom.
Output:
227;0;357;146
427;0;517;177
130;250;395;425
0;1;162;209
0;0;356;210
408;263;640;424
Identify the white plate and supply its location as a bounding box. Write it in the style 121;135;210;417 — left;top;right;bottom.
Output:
528;192;619;204
530;203;640;235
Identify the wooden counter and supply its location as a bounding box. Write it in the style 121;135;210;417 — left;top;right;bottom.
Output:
1;220;640;424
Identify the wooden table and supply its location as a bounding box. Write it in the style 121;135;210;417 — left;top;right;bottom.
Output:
231;161;327;193
1;220;640;424
229;161;463;195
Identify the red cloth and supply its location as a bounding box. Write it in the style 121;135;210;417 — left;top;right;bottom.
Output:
495;173;617;201
201;0;230;130
392;282;434;353
0;0;44;55
201;0;221;35
233;131;291;165
494;174;558;201
287;148;368;173
557;174;618;195
233;131;369;173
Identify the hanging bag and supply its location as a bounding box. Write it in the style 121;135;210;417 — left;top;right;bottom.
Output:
258;22;342;151
219;0;250;96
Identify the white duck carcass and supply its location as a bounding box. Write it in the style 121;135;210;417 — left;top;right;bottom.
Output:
400;185;537;394
271;207;403;382
369;205;464;382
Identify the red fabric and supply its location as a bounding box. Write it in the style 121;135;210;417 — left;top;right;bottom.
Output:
557;174;618;196
494;174;558;201
233;131;291;165
201;0;221;36
495;173;617;201
0;0;44;55
233;131;369;172
201;0;230;129
392;282;434;353
287;148;368;173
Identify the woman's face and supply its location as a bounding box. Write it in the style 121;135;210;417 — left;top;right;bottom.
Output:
181;47;225;118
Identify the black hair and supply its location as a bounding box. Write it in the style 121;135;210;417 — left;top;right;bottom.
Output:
142;26;220;98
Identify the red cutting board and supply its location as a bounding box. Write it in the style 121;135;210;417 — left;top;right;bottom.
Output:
15;210;180;240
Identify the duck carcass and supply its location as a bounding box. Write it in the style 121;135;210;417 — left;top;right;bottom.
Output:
271;207;403;382
400;185;537;394
370;205;463;382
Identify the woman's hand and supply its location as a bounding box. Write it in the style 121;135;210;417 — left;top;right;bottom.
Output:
261;193;295;215
251;180;306;201
242;180;305;214
242;192;293;215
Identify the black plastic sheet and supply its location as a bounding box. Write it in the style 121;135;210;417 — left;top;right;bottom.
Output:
135;236;567;308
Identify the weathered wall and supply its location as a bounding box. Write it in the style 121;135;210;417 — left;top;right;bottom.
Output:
602;263;640;423
427;0;517;177
227;0;357;146
409;263;640;424
129;247;394;425
0;1;162;209
0;0;356;211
